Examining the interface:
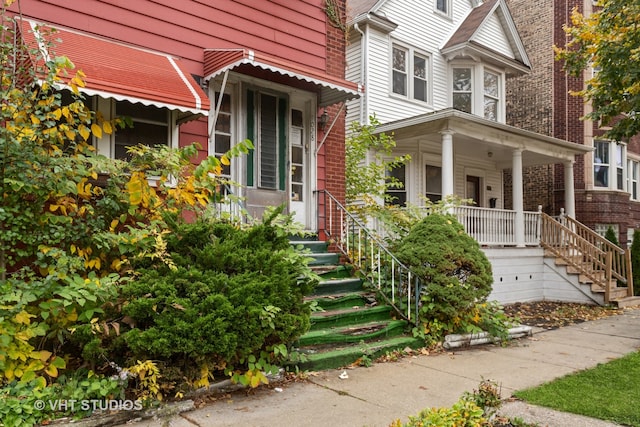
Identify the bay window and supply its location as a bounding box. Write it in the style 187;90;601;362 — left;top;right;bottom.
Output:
451;65;503;122
594;140;626;191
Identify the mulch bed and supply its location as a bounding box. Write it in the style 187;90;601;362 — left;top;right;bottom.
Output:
502;301;624;330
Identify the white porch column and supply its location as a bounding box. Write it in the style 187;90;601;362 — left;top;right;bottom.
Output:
441;131;454;197
564;159;575;218
512;149;525;247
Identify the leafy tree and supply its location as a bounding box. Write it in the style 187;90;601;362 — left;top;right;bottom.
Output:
555;0;640;141
345;116;410;204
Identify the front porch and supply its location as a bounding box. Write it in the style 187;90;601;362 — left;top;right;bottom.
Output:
316;191;638;325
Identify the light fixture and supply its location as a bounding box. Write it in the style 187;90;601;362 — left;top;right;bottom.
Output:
318;109;329;132
487;151;493;158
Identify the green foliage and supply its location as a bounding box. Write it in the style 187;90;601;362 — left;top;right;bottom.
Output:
98;212;316;388
345;116;411;204
630;230;640;296
394;214;495;343
0;370;125;426
389;395;487;427
555;0;640;141
604;226;619;246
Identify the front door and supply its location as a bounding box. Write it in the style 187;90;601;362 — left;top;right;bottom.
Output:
466;175;481;207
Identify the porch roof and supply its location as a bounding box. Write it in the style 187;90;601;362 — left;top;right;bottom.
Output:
203;49;362;107
374;108;592;168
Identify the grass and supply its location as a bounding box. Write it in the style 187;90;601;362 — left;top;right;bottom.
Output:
514;350;640;426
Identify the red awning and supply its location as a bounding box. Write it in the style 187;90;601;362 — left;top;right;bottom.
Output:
19;19;209;116
203;49;361;107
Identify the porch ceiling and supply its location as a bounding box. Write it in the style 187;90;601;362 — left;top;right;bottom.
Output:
374;109;592;168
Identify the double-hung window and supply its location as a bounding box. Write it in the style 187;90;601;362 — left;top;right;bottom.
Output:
392;44;429;103
213;92;232;180
594;140;625;190
114;101;169;160
452;66;503;122
425;164;442;202
628;159;639;200
452;67;472;113
385;164;407;206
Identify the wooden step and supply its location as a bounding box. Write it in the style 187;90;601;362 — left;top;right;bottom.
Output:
611;296;640;308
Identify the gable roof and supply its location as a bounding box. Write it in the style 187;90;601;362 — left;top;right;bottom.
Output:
442;0;530;73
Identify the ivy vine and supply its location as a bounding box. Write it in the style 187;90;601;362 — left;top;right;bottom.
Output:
325;0;346;31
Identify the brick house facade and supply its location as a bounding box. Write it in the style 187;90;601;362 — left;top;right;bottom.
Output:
506;0;640;246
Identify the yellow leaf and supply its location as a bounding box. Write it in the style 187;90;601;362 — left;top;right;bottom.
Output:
79;125;90;141
44;364;58;378
91;123;102;138
30;114;40;125
14;310;34;325
38;350;53;362
52;108;62;120
49;204;59;212
102;121;113;134
221;155;230;166
110;219;119;230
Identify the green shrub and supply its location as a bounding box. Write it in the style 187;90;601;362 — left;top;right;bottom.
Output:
389;395;487;427
393;214;495;342
604;226;619;246
95;212;316;386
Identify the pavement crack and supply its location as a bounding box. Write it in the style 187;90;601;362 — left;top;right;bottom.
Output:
180;412;203;426
307;379;383;406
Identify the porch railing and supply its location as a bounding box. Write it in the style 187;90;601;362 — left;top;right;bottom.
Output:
209;184;248;224
316;190;422;323
370;205;542;247
540;213;634;301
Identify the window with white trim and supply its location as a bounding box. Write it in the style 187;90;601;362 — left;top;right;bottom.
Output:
392;44;430;103
594;140;625;190
114;101;169;160
435;0;451;16
213;91;232;180
452;67;472;113
451;65;504;122
385;164;407;206
627;159;639;200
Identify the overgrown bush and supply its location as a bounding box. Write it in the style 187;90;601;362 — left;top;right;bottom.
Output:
74;210;316;392
393;213;501;343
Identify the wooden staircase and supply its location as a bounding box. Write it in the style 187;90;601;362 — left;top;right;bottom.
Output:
540;213;640;308
290;237;423;371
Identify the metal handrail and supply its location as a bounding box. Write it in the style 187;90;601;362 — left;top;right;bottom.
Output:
316;190;422;323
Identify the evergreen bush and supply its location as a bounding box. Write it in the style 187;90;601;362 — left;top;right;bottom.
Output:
393;213;497;342
111;212;316;382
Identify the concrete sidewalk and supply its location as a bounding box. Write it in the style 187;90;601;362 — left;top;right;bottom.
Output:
119;308;640;427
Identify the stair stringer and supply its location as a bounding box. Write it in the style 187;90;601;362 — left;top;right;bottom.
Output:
542;256;605;305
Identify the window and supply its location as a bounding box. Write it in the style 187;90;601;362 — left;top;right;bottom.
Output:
246;89;286;191
628;159;639;200
392;44;429;103
594;140;626;190
425;164;442;202
452;67;472;113
259;93;279;189
290;109;304;201
114;101;169;160
385;164;407;206
483;71;500;121
436;0;450;15
213;92;232;179
392;46;407;97
451;66;503;121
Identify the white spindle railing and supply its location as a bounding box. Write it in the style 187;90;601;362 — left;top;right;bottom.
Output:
317;190;421;323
